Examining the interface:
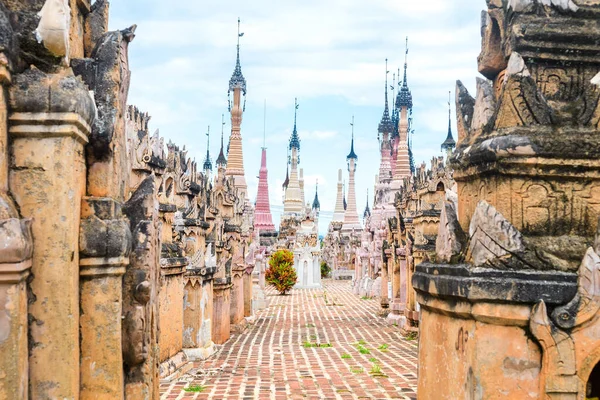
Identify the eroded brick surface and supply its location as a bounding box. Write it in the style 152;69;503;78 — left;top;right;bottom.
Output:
161;280;418;399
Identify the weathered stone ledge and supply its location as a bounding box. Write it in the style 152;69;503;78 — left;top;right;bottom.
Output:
413;262;577;305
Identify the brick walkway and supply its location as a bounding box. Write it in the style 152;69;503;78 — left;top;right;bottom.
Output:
160;280;418;399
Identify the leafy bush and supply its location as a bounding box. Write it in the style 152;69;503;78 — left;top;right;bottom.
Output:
265;249;297;295
320;261;331;279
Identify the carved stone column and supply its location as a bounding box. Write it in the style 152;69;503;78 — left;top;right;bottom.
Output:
230;265;245;329
0;217;31;400
229;233;246;331
75;24;136;399
0;58;33;400
183;245;217;360
243;265;253;318
258;258;266;290
158;256;188;379
122;177;161;400
388;247;406;326
79;198;130;399
9;68;95;399
212;280;232;344
379;243;390;314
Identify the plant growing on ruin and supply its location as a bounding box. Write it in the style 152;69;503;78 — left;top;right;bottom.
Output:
302;341;332;348
320;261;331;279
341;353;351;359
370;364;382;374
183;384;206;393
265;249;297;295
369;364;387;378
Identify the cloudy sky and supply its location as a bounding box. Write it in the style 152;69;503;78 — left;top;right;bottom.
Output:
109;0;485;235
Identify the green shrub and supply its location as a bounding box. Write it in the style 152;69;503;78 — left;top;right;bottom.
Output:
341;353;351;359
265;249;297;295
320;261;331;279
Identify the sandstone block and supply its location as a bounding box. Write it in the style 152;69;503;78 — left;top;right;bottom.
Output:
467;200;525;267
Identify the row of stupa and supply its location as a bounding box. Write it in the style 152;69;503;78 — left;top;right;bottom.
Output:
196;19;321;288
321;43;446;274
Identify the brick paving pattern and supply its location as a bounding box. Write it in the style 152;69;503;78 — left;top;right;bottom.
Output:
161;280;418;399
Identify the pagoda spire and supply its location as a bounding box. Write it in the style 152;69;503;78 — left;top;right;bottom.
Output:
289;98;300;153
312;180;320;211
262;99;267;149
378;59;393;183
226;17;249;199
203;125;213;172
216;114;227;167
393;37;413;185
396;37;413;109
228;17;246;96
347;115;357;161
254;101;275;232
402;37;409;87
283;98;303;216
343;117;361;231
378;58;394;135
343;181;347;211
332;169;345;222
363;189;371;219
441;90;456;156
390;71;399;174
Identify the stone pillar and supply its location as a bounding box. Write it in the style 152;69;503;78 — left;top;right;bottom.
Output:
388;249;407;326
243;267;253;318
259;259;266;290
158;257;188;378
122;177;161;400
212;281;232;344
183;275;216;360
354;253;361;294
380;248;390;313
230;267;245;329
79;198;130;399
0;60;33;400
0;222;31;400
9;68;95;399
75;24;136;398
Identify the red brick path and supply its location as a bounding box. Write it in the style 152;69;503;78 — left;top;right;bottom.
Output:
160;280;418;399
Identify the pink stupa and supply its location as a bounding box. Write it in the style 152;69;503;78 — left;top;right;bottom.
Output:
254;147;275;232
